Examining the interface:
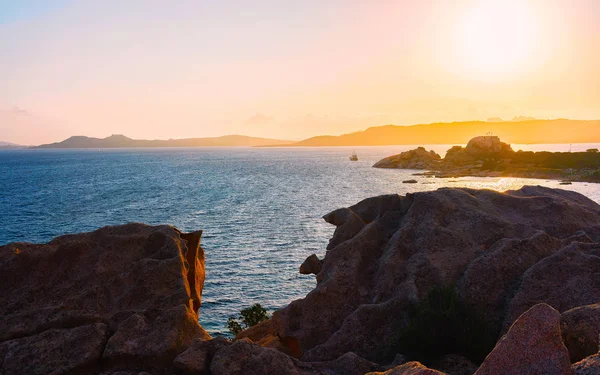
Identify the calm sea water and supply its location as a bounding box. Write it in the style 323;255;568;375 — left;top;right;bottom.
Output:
1;144;599;335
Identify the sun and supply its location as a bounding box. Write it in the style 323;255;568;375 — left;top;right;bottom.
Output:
453;0;540;79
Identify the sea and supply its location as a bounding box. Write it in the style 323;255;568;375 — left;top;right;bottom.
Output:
1;143;599;336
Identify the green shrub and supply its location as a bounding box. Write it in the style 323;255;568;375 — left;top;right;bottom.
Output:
226;303;270;335
392;286;497;365
481;156;499;170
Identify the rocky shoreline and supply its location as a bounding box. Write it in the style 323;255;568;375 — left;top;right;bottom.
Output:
2;186;600;374
373;136;600;183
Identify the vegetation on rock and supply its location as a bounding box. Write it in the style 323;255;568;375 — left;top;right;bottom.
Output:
226;303;271;335
392;286;497;365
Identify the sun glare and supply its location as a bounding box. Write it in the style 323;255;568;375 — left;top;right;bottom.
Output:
453;0;540;79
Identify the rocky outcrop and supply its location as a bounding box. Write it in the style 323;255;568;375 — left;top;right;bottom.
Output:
245;186;600;367
443;137;514;168
0;224;210;374
465;136;513;155
0;223;396;375
474;303;573;375
373;147;441;169
300;254;323;275
373;136;600;182
573;354;600;375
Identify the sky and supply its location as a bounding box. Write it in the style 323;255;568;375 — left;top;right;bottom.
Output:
1;0;599;145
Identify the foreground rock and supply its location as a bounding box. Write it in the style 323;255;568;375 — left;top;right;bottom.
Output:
501;242;600;334
0;224;210;374
366;361;447;375
1;323;108;375
432;354;478;375
210;339;311;375
474;303;573;375
300;254;323;275
244;186;600;367
3;186;600;374
561;304;600;362
373;135;600;182
573;354;600;375
173;337;230;375
209;338;380;375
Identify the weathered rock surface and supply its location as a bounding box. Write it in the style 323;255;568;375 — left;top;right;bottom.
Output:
210;338;318;375
502;242;600;334
244;186;600;365
366;361;447;375
573;354;600;375
372;147;441;169
0;323;108;375
562;304;600;362
310;351;383;375
173;337;230;375
0;224;210;374
474;303;573;375
432;354;478;375
300;254;323;275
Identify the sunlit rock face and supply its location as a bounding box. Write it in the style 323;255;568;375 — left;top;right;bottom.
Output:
248;186;600;365
465;135;513;155
0;224;210;374
372;147;442;169
443;136;514;167
373;135;600;182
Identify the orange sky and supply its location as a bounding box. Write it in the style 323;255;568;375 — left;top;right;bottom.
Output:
1;0;599;145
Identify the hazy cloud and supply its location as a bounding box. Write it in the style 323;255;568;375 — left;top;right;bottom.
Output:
1;107;31;116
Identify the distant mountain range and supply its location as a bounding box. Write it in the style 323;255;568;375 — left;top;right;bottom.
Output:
14;118;600;149
0;141;25;149
33;134;293;148
271;119;600;147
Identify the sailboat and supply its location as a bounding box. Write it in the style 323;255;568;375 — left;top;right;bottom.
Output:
349;151;358;161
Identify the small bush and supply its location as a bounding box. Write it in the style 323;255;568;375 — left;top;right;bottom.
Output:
481;156;499;170
226;303;270;335
392;286;497;365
